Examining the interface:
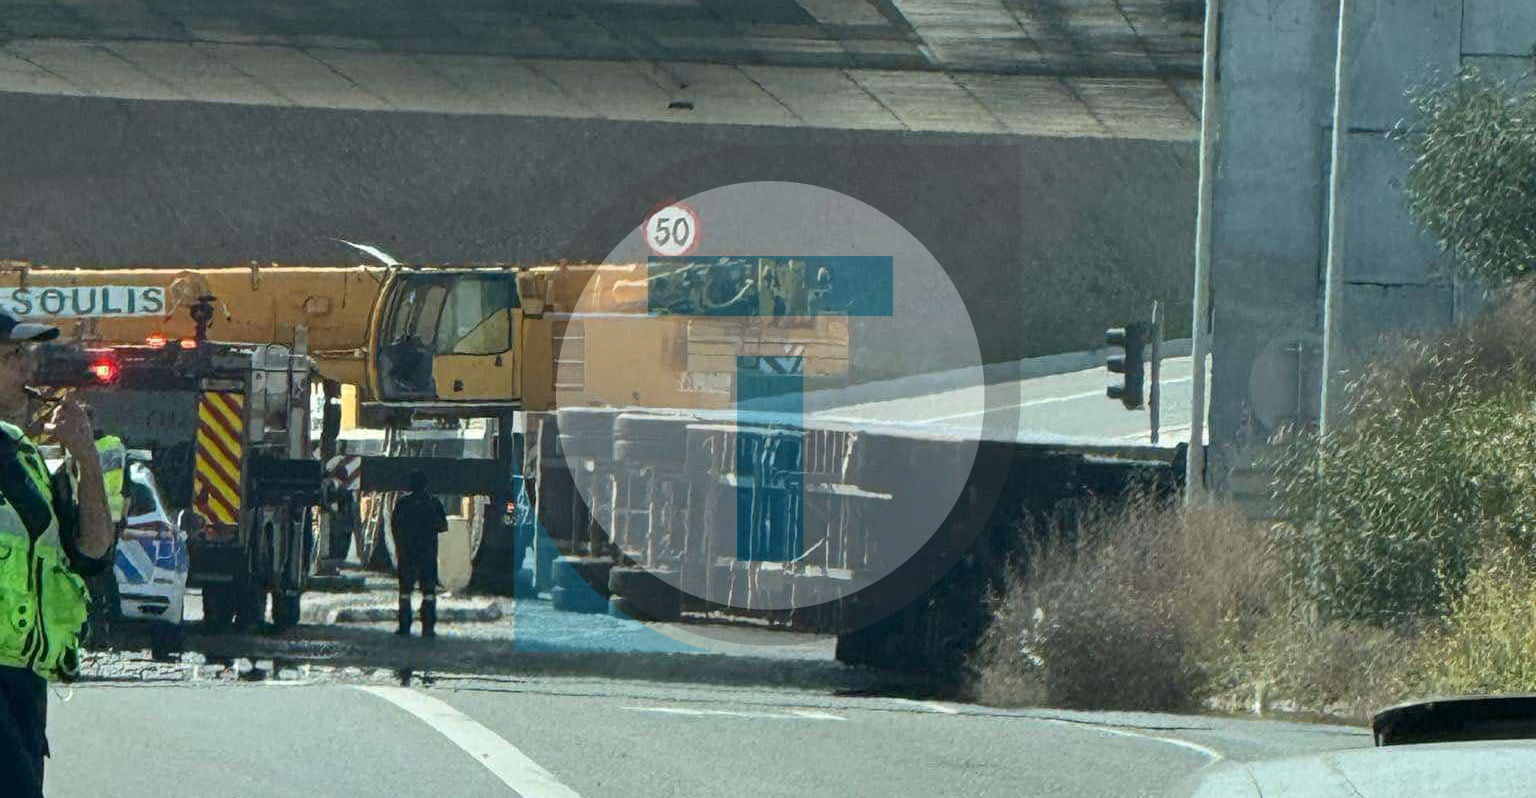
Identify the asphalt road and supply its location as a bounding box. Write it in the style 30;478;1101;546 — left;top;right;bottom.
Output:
819;355;1201;446
46;677;1367;798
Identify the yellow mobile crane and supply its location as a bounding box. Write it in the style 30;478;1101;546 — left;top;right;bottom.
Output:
1;259;850;622
1;260;847;411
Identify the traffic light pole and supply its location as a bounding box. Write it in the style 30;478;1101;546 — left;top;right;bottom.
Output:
1149;302;1164;444
1187;0;1220;497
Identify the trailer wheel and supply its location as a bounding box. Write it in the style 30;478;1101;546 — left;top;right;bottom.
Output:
613;414;687;442
612;439;686;468
607;566;673;599
556;408;619;459
554;557;612;596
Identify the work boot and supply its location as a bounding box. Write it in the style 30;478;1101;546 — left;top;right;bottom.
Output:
395;597;412;636
420;598;437;639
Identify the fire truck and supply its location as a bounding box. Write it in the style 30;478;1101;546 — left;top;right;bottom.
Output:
33;308;321;630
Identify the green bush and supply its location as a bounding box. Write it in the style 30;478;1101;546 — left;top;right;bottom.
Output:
970;493;1428;718
1404;70;1536;285
1414;546;1536;695
1267;286;1536;624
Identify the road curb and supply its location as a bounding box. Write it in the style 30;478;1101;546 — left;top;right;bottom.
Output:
322;603;505;624
308;575;370;593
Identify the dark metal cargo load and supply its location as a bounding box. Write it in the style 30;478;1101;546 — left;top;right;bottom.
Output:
525;405;1186;678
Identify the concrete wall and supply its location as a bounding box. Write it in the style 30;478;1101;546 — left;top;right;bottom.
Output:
1208;0;1534;502
0;91;1195;374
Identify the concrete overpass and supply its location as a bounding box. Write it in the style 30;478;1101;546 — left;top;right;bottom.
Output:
0;0;1202;138
0;0;1204;378
10;0;1527;498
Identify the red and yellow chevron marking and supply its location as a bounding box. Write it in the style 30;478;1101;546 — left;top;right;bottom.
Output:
193;392;245;527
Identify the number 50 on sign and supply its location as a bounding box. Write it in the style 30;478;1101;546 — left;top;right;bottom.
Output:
646;204;700;257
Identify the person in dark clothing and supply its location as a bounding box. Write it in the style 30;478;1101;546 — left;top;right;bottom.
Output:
330;482;358;564
0;310;116;797
390;471;447;637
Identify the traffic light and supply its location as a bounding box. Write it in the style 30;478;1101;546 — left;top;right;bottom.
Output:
1105;322;1150;410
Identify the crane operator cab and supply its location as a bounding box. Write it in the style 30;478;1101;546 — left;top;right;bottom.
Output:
370;270;521;407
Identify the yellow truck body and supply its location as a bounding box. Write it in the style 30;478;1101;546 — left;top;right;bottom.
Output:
1;259;848;415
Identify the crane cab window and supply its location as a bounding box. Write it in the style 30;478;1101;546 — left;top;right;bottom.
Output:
435;275;517;355
378;273;517;400
379;278;449;399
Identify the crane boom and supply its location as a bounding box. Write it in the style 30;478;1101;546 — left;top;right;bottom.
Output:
0;263;388;385
3;259;852;414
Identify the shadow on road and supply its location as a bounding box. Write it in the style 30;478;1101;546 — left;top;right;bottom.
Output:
150;622;926;694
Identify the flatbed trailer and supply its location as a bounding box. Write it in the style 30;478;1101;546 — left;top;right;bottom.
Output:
524;403;1185;677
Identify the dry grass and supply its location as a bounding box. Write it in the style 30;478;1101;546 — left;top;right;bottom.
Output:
1361;279;1536;411
971;284;1536;716
1412;546;1536;696
1233;618;1416;722
971;495;1282;711
970;493;1430;719
969;495;1536;720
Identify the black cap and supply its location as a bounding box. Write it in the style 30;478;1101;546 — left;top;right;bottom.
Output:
0;308;58;343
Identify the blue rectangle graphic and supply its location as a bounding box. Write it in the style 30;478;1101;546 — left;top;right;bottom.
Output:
735;355;804;562
646;256;893;317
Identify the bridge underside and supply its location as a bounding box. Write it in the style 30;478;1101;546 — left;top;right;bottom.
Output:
0;0;1202;139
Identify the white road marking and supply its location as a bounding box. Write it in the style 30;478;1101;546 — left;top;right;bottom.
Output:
895;698;960;715
622;705;846;721
358;686;583;798
1118;425;1194;441
791;709;850;721
920;376;1194;423
1039;718;1224;767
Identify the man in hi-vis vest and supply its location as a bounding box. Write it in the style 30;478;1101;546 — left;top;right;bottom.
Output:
0;309;115;797
91;419;128;528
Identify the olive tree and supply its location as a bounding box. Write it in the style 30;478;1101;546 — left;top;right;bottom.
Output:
1403;69;1536;285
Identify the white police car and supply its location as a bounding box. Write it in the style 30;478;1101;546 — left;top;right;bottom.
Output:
44;447;189;658
116;455;189;628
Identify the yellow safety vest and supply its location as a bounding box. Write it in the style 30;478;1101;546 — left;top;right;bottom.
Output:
95;435;127;524
0;422;91;681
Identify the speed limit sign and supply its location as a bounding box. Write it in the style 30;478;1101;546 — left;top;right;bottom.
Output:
646;203;700;256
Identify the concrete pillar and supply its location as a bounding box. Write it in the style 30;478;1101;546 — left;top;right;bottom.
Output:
1207;0;1474;510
